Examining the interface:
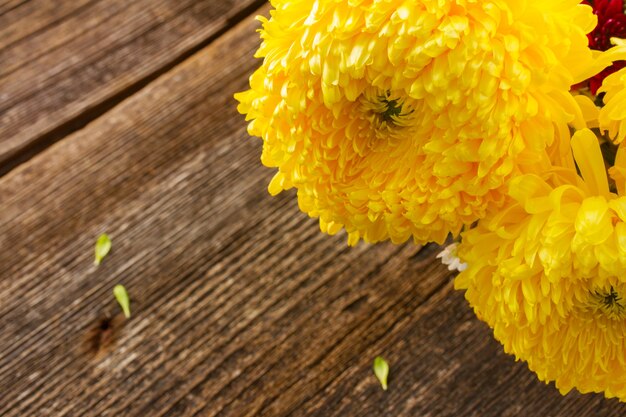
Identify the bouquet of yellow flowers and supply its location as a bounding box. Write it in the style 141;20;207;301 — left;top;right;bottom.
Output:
236;0;626;400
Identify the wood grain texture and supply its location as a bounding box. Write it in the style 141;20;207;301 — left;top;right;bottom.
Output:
0;0;264;174
0;0;27;16
2;5;626;417
0;0;94;48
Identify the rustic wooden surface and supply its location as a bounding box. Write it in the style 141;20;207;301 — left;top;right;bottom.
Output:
1;2;626;416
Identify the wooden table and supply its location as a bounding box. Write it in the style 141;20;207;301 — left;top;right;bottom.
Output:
2;1;626;416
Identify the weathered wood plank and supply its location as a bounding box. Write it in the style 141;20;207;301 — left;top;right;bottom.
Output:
0;0;93;48
286;287;626;417
1;6;626;417
0;0;27;16
0;0;264;175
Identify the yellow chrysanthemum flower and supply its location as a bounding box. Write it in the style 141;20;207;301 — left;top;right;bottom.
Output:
236;0;597;245
456;128;626;399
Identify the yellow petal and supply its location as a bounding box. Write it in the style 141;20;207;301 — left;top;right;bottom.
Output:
574;196;613;245
571;129;609;196
573;95;599;129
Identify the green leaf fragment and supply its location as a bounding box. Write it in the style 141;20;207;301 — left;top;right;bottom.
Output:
113;284;131;318
373;356;389;391
94;233;112;266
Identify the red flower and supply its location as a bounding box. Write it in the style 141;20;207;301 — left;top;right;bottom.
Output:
583;0;626;93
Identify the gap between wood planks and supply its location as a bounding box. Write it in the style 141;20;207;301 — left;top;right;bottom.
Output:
0;0;266;177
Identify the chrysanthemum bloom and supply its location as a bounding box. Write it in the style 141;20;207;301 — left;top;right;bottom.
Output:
456;128;626;399
236;0;596;245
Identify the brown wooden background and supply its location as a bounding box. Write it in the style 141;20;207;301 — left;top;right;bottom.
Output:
2;1;626;416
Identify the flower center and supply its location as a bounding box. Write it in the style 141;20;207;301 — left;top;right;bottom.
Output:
360;90;415;132
379;96;406;122
376;92;414;127
589;285;626;319
352;88;420;151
